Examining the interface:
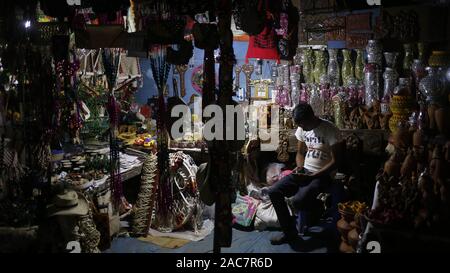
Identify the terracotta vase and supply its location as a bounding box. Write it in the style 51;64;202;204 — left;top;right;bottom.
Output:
435;107;450;136
347;228;360;249
401;149;417;178
337;217;352;238
413;128;424;147
339;241;355;253
384;152;402;177
393;124;412;150
428;104;438;130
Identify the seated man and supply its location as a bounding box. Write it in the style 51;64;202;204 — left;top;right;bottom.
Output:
268;102;342;251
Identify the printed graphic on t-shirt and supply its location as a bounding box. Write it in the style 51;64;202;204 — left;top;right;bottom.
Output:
295;119;340;173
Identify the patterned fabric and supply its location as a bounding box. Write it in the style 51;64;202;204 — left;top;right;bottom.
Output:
254;26;277;49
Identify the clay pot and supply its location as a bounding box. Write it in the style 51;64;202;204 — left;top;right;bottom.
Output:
428;104;438;130
393;124;412;150
347;228;360;249
413;129;424;147
384;152;402;177
401;149;417;178
430;146;445;184
435;107;450;136
339;240;355;253
337;217;352;239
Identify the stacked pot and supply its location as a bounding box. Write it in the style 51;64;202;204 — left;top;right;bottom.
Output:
337;201;368;253
389;78;415;133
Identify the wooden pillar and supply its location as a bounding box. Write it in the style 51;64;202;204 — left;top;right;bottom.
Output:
211;0;235;254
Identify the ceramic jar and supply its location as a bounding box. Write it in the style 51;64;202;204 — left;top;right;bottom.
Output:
384;52;399;69
309;85;324;116
390;79;415;133
419;67;446;105
302;48;314;84
382;68;398;114
417;42;427;64
300;83;310;102
366;40;382;67
364;63;379;107
403;43;414;74
313;50;327;84
383;67;398;98
332;92;347;129
411;59;426;102
355;49;365;83
327;48;341;87
342;49;354;87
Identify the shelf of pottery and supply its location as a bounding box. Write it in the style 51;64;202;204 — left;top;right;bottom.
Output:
292;42;450;135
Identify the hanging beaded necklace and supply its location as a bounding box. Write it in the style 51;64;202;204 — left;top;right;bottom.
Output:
150;45;173;216
103;48;123;206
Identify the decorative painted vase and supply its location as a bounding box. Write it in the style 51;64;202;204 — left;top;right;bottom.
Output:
419;67;446;105
417;42;427;65
384;52;399;69
366;40;382;67
332;92;347;129
355;49;365;84
382;68;398;114
383;67;398;98
302;48;314;84
342;49;354;87
411;59;426;102
403;43;414;75
313;50;327;84
364;63;379;107
309;85;324;116
327;48;341;87
390;79;414;133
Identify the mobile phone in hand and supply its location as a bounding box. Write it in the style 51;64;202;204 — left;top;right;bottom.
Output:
292;167;305;175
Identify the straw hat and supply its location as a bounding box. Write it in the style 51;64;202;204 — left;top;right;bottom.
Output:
47;190;89;217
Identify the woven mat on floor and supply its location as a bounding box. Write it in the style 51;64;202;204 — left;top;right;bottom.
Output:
137;235;191;249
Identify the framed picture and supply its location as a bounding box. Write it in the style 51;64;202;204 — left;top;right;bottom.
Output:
250;79;272;100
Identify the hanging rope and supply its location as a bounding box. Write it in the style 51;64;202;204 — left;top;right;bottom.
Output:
132;153;158;236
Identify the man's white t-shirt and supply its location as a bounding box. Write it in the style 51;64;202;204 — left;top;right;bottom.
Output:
294;119;341;173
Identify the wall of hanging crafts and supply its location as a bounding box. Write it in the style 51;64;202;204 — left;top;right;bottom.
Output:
0;5;59;226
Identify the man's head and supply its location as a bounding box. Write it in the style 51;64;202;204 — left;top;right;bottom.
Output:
292;102;317;131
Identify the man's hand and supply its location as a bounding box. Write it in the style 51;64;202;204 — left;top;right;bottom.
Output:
291;166;303;174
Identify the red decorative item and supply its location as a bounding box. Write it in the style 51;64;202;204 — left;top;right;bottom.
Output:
245;26;280;63
140;104;151;119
